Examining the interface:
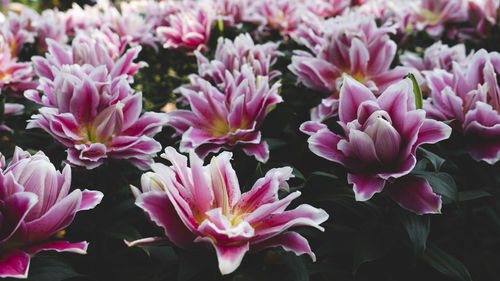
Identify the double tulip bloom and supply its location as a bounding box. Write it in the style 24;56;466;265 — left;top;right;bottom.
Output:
301;76;451;215
156;3;215;52
128;147;328;275
0;37;36;94
0;147;102;278
289;14;410;122
167;65;282;163
26;64;167;169
424;49;500;164
193;33;281;90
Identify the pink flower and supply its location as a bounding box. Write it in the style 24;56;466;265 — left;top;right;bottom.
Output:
0;9;37;56
289;14;409;122
467;0;500;35
301;76;451;215
243;0;300;36
167;65;282;163
103;6;158;51
301;0;350;18
156;3;215;52
0;147;102;278
192;33;281;90
400;41;468;73
127;147;328;275
424;49;500;164
213;0;248;26
32;9;68;53
31;34;146;83
0;37;36;94
25;64;167;169
413;0;468;37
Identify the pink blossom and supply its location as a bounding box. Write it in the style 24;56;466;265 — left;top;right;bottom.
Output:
127;147;328;275
31;34;146;83
103;6;158;51
400;41;468;73
25;64;167;169
192;33;281;90
32;9;68;52
413;0;468;37
0;37;36;94
289;14;409;122
424;49;500;164
243;0;300;36
156;3;215;52
167;65;282;163
467;0;500;35
301;76;451;214
0;147;102;278
300;0;350;18
0;9;37;56
212;0;248;26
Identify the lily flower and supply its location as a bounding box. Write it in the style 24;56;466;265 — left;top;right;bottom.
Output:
127;147;328;275
0;147;102;278
301;76;451;214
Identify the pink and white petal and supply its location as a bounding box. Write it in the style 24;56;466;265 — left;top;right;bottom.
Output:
245;191;301;225
212;151;241;208
195;237;249;275
307;129;346;164
189;150;214;213
386;175;442;215
24;240;88;255
24;190;82;242
377;79;414;132
0;249;30;279
300;121;328;135
0;191;38;244
78;189;104;211
413;119;452;149
251;232;316;261
136;192;196;248
242;141;269;163
348;173;386;201
338;76;377;123
235;167;293;214
252;205;329;240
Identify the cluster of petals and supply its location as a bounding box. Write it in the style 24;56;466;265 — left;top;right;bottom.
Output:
0;147;102;278
156;2;215;52
411;0;468;38
301;76;452;215
424;49;500;164
289;14;410;122
191;33;281;90
30;34;146;83
0;36;36;94
25;63;167;169
167;65;281;163
127;147;328;275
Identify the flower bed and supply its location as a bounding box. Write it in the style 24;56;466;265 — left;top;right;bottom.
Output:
0;0;499;280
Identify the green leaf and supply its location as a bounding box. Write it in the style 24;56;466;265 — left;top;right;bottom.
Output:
352;224;392;275
310;171;339;180
292;167;306;182
418;147;445;173
422;244;472;281
282;252;309;281
458;190;492;202
412;171;458;203
27;257;81;281
404;73;423;109
398;209;430;255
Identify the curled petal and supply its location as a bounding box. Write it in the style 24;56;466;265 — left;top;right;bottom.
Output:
386;175;442;215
